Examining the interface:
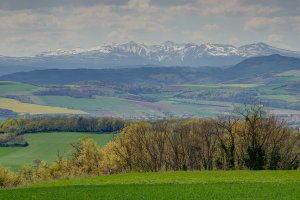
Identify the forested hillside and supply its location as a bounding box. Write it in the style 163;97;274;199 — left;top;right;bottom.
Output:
1;55;299;85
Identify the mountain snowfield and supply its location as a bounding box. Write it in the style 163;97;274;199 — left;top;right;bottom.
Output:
39;41;300;59
1;41;300;74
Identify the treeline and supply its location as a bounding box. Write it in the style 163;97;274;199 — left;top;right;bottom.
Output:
0;117;126;135
103;105;300;172
0;133;28;147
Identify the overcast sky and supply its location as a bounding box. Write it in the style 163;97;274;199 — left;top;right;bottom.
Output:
1;0;300;56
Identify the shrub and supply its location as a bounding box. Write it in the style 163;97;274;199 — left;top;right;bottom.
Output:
0;166;21;188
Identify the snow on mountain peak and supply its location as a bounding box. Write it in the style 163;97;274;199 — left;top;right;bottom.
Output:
38;41;300;65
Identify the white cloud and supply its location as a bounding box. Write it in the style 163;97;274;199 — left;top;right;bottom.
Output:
167;0;278;16
0;11;38;29
203;24;220;31
191;31;208;42
244;17;281;31
228;37;241;45
127;0;150;11
289;16;300;30
106;29;140;43
273;43;292;50
266;34;282;43
265;34;292;51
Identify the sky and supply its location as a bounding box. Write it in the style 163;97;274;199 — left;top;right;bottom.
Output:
0;0;300;56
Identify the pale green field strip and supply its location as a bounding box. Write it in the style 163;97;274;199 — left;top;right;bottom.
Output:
261;94;300;102
178;84;258;88
170;98;237;107
0;81;41;95
277;70;300;77
35;95;239;118
30;170;300;188
35;95;155;115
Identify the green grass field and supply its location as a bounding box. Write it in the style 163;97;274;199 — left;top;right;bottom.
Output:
277;70;300;77
35;95;160;116
0;80;298;122
0;81;40;95
178;83;258;89
35;95;236;118
1;171;300;199
0;132;115;170
261;94;300;102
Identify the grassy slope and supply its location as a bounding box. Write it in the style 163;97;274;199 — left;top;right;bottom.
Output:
0;132;115;170
178;83;258;88
1;171;300;200
36;95;232;117
276;70;300;77
35;95;160;116
0;81;40;95
0;98;87;115
0;82;87;115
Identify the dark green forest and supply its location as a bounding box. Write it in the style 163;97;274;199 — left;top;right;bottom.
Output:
0;117;125;146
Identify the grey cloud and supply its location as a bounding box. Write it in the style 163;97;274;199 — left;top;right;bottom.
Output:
240;0;300;15
0;0;128;10
151;0;197;6
0;0;202;11
240;0;300;7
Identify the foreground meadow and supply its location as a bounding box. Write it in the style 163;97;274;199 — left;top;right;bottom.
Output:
1;171;300;200
0;132;115;170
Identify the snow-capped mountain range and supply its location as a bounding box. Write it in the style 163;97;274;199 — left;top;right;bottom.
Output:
1;41;300;74
39;41;298;57
37;41;300;66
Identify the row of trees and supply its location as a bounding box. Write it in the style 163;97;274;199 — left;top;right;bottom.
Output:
103;105;300;172
0;117;126;135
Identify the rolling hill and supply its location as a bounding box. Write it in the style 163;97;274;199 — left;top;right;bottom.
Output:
219;54;300;82
0;67;216;85
1;54;299;85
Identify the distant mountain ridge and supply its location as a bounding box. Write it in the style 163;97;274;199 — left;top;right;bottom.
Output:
0;42;300;75
37;41;300;66
1;54;299;85
39;41;300;58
